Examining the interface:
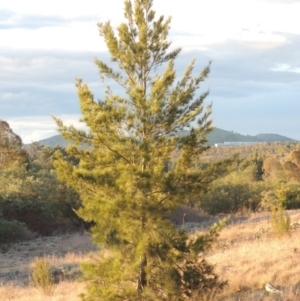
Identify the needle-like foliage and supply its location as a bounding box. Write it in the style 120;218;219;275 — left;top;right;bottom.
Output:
53;0;232;299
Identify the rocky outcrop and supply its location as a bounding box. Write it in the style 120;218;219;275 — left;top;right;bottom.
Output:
0;119;29;169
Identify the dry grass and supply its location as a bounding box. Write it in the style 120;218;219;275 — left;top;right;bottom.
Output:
205;210;300;300
0;232;97;271
0;232;97;300
0;282;86;301
2;211;300;300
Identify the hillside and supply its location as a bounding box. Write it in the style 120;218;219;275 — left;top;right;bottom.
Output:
208;128;259;144
2;210;300;300
36;135;68;148
255;133;296;142
33;128;297;148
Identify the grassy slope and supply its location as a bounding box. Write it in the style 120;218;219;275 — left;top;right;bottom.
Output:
207;210;300;300
2;210;300;300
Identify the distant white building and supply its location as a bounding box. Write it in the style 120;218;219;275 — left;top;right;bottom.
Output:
214;141;258;147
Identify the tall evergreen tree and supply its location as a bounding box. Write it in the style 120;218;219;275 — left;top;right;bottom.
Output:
53;0;232;299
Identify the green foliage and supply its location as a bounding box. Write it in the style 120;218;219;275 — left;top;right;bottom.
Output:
0;214;28;246
261;184;293;237
53;0;233;299
275;184;300;209
31;257;55;295
197;154;266;215
261;184;300;211
200;181;263;215
199;145;300;215
270;206;291;237
238;154;264;181
81;220;227;301
0;158;81;235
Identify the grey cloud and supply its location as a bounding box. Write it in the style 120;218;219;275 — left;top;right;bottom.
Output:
1;50;85;117
191;35;300;92
0;10;99;30
1;9;14;20
0;48;122;118
0;49;102;86
171;37;300;140
1;33;300;141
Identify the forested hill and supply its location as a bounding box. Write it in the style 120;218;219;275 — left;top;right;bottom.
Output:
33;128;297;148
208;128;297;145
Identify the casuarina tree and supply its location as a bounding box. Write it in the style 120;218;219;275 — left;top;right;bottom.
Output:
53;0;232;299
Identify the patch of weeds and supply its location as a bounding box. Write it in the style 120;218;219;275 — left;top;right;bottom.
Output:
254;227;269;240
271;206;291;237
30;257;55;295
291;222;300;231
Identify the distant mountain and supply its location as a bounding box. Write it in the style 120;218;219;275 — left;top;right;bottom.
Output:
33;128;297;148
208;129;297;145
254;133;295;142
36;135;69;148
208;128;258;145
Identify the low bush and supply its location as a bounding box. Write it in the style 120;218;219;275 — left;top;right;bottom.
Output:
271;206;291;237
0;215;29;245
261;184;300;212
31;257;55;295
0;164;81;235
200;183;262;215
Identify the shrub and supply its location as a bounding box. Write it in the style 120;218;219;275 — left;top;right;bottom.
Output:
278;184;300;210
200;183;262;215
31;257;55;295
0;215;29;245
0;164;81;235
261;184;300;211
270;206;291;237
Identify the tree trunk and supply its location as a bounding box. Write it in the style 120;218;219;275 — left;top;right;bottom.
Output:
138;159;148;292
137;255;147;293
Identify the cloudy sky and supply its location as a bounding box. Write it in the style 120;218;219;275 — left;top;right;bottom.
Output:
1;0;300;143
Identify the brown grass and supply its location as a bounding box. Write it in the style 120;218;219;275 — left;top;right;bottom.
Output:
205;210;300;300
0;232;97;300
2;210;300;300
0;282;85;301
0;232;97;271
